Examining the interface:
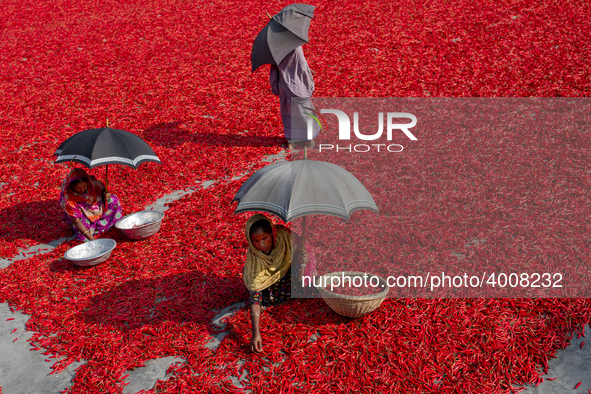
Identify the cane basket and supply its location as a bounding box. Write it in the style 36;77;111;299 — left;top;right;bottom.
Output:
317;271;389;318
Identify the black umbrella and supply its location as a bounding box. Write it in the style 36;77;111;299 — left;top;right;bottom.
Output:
54;125;161;191
251;4;315;72
233;148;379;245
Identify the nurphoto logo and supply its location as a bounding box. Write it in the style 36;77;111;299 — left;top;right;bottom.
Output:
307;109;418;152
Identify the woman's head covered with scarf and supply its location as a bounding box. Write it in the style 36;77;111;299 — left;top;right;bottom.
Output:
243;214;292;292
59;168;104;222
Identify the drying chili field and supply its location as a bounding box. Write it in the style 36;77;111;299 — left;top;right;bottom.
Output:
1;0;590;392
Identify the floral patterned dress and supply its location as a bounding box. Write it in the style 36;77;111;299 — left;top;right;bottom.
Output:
248;267;292;307
59;168;123;242
67;196;123;242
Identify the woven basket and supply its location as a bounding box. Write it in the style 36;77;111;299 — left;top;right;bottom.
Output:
317;271;389;318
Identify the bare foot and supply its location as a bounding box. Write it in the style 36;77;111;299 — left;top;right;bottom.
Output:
286;143;293;150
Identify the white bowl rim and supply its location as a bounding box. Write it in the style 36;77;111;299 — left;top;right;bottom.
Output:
64;238;117;261
115;210;165;230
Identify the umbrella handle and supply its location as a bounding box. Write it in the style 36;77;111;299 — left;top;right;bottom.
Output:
104;164;109;210
302;216;306;248
105;164;109;192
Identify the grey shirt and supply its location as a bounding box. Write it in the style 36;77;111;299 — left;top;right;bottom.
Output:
270;46;314;97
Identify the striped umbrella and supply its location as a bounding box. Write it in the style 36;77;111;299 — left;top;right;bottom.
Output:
233;149;378;243
54;125;161;191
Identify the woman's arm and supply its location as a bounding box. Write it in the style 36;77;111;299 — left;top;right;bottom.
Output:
292;244;310;279
250;303;262;353
72;218;95;241
270;65;280;96
102;190;111;210
100;183;111;210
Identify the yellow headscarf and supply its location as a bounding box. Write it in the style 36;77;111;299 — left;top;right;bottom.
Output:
242;214;292;292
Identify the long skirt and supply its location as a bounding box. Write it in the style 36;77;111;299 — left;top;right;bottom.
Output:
66;195;123;242
278;82;320;142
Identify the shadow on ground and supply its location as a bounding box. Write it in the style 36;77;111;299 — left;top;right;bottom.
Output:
77;270;245;331
142;121;283;149
0;199;70;257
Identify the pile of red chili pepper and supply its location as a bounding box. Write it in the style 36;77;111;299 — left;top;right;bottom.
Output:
1;0;590;392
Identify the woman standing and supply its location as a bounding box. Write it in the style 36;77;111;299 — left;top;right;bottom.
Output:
59;168;123;242
270;46;318;150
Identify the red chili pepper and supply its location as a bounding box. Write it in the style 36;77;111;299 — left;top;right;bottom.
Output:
2;28;591;392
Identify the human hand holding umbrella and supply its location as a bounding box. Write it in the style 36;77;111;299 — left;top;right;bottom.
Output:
102;189;112;211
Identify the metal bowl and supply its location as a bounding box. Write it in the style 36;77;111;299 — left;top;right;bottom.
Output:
115;210;165;240
64;238;117;267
